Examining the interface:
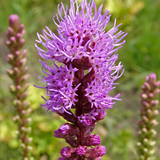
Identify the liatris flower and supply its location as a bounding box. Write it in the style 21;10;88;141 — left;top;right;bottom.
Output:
137;73;160;160
6;14;32;160
35;0;127;159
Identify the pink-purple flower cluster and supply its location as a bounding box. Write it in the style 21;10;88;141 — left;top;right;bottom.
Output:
35;0;127;159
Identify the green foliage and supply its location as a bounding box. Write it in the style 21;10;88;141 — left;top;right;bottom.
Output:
0;0;160;160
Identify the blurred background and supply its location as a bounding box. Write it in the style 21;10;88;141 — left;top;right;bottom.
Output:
0;0;160;159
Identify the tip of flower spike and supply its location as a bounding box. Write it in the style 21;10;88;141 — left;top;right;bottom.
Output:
9;14;20;29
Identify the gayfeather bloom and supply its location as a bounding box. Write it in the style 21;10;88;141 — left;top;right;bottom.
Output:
35;0;127;159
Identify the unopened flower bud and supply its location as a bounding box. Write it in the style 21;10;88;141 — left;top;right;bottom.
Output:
9;14;19;30
150;129;157;136
150;119;158;126
147;73;156;83
19;58;27;67
148;93;154;98
13;115;20;121
76;146;86;156
5;40;11;46
27;137;33;143
84;134;101;146
27;146;32;150
137;142;141;147
21;110;26;114
7;27;15;36
21;126;26;132
16;85;21;91
13;99;21;107
17;32;22;38
7;54;14;62
21;143;26;148
142;128;147;133
154;81;160;88
149;141;156;147
141;93;148;100
21;30;26;37
19;39;25;47
19;74;29;83
6;69;14;77
144;82;151;91
22;101;30;108
9;84;16;93
54;123;79;138
150;100;159;107
26;108;32;114
27;118;32;123
21;92;28;100
14;67;20;75
142;116;149;122
154;88;160;97
86;146;106;158
78;114;92;127
146;109;152;117
149;149;156;155
143;148;148;153
18;24;24;32
14;51;20;57
60;146;72;158
141;100;150;108
143;138;148;144
153;109;159;116
10;36;16;43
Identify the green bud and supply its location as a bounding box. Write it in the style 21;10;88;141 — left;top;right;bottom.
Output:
6;69;14;78
9;84;16;93
149;141;156;147
143;138;149;145
142;116;149;123
153;109;159;116
142;128;148;133
140;155;145;160
148;149;156;156
22;101;30;108
150;119;158;126
20;143;26;148
150;129;157;137
13;99;21;107
19;74;29;83
27;146;32;151
143;148;148;153
137;142;142;147
21;92;28;100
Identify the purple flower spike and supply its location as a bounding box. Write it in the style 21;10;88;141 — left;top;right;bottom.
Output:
35;0;127;159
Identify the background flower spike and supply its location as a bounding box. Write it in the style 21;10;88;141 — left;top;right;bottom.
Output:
6;14;32;160
137;73;160;160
